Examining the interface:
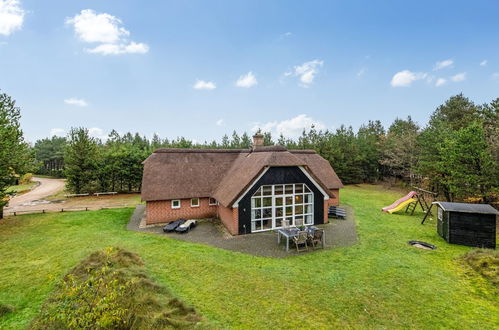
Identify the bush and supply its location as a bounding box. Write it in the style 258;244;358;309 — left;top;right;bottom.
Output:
31;247;202;329
19;173;33;184
462;249;499;288
0;303;14;317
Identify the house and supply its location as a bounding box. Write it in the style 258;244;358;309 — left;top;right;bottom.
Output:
141;133;343;235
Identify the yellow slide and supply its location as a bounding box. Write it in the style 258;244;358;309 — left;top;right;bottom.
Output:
387;198;416;214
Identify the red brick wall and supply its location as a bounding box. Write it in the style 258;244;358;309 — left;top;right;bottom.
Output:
218;204;238;235
146;197;218;224
323;189;340;223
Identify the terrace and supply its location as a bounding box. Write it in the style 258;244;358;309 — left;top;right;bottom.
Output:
128;204;358;258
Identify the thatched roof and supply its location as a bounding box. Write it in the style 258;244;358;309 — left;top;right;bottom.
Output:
141;147;343;206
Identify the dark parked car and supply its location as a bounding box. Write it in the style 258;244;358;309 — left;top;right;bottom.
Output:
163;219;186;232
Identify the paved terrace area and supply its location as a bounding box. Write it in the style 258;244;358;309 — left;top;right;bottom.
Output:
128;204;358;258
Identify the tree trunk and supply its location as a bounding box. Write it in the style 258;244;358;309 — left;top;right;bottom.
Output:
0;206;4;220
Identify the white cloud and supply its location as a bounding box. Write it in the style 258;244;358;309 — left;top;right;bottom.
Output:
390;70;427;87
251;114;326;139
216;119;225;126
50;128;66;137
286;59;324;87
357;68;367;77
433;59;454;71
480;60;487;66
193;79;216;90
450;72;466;82
281;32;292;38
64;97;88;107
435;78;447;87
86;41;148;55
88;127;106;140
492;73;499;80
236;72;257;88
0;0;24;36
66;9;148;55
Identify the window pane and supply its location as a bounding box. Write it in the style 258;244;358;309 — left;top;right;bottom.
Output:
285;184;293;194
254;198;262;208
286;206;293;216
254;187;262;196
295;216;304;226
275;218;283;228
276;208;283;217
275;197;283;206
304;194;312;203
263;208;272;218
285;196;293;205
263;186;272;196
305;204;313;214
305;215;313;224
262;219;272;230
263;197;272;207
294;194;303;204
251;221;257;231
304;185;311;193
295;205;304;215
286;217;293;226
295;184;303;193
275;185;284;195
253;209;262;219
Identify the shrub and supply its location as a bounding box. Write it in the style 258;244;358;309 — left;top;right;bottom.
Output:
31;247;202;329
0;303;14;317
19;173;33;184
462;249;499;288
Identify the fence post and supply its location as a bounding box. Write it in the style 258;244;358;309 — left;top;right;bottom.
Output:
61;208;64;212
14;212;16;216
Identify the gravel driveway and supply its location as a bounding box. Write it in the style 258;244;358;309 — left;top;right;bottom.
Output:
5;177;65;212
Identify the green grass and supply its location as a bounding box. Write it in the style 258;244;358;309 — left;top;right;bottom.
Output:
6;182;37;194
0;185;497;329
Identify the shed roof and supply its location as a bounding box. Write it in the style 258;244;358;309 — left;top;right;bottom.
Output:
141;146;343;206
432;202;499;215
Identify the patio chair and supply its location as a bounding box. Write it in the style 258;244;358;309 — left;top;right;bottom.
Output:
308;229;324;249
292;231;309;252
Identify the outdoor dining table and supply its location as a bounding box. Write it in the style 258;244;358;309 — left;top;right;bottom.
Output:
277;226;325;251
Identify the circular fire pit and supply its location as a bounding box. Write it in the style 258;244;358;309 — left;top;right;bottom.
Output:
408;240;436;250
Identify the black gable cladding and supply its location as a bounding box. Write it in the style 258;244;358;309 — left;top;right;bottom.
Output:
237;166;325;235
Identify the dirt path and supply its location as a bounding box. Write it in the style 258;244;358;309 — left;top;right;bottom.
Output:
5;177;65;211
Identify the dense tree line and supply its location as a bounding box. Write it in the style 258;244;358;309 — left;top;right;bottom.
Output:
32;94;498;203
0;92;34;219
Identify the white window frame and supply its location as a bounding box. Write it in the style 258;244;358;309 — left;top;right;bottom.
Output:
171;200;181;209
250;183;314;232
209;197;218;206
191;198;200;207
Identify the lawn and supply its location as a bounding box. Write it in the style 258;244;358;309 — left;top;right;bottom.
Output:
0;185;497;329
6;182;37;194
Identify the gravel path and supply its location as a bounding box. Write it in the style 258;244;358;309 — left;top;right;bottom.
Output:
128;204;358;258
5;177;65;212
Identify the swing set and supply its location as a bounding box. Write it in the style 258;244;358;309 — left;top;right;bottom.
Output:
408;187;438;224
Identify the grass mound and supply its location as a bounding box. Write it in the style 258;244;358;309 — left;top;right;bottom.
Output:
31;247;201;329
462;249;499;287
0;304;14;317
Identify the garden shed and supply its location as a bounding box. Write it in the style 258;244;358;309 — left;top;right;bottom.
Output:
433;202;498;249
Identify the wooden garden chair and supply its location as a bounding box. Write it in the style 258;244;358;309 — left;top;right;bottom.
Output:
292;231;309;252
308;229;324;249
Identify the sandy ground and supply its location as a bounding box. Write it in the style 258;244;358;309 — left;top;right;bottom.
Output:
4;177;142;215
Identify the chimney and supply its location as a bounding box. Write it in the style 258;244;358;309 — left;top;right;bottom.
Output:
252;132;264;148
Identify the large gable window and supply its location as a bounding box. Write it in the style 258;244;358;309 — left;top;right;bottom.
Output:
251;183;313;232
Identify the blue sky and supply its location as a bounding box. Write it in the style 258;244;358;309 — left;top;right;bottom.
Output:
1;0;498;143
